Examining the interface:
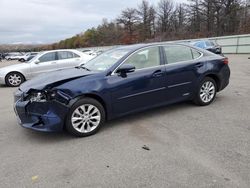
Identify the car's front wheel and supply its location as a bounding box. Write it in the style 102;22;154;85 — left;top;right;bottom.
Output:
66;97;105;137
194;77;217;106
5;72;25;87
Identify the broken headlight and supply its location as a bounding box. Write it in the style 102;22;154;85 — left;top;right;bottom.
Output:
26;89;70;104
28;91;48;102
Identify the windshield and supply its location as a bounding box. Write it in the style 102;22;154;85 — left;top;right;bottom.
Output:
82;49;130;71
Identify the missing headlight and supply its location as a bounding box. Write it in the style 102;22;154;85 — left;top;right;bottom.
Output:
29;92;47;102
25;89;71;104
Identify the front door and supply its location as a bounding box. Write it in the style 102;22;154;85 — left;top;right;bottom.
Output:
30;52;58;77
109;46;167;116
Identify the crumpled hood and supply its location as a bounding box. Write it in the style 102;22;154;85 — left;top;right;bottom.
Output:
20;68;95;92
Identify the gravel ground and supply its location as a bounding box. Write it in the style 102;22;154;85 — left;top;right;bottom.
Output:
0;55;250;188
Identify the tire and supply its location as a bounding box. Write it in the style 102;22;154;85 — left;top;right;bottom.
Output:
20;58;25;62
65;97;105;137
193;77;217;106
5;72;25;87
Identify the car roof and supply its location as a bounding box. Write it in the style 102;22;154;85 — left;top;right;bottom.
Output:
113;42;216;57
191;39;212;44
40;49;80;54
115;42;200;51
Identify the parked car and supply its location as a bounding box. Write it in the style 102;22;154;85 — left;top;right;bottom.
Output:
0;49;93;87
0;53;4;60
5;52;23;60
82;49;98;56
191;40;222;54
13;43;230;137
82;49;94;54
91;50;104;56
18;52;39;62
1;53;8;60
25;54;37;62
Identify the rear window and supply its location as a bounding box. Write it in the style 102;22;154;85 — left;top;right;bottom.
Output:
164;45;201;64
58;51;74;60
58;51;80;60
164;45;193;64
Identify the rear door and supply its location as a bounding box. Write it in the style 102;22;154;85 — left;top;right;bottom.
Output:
162;45;205;102
30;52;58;77
57;51;82;69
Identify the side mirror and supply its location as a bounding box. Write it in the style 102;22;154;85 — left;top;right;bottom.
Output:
116;64;135;76
34;60;40;64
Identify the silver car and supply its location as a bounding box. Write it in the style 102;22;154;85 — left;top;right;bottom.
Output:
0;49;93;87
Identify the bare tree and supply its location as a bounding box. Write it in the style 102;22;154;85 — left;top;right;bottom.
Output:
187;0;203;35
117;8;139;42
137;0;156;40
200;0;216;36
35;0;250;50
157;0;174;34
149;6;157;38
170;4;187;38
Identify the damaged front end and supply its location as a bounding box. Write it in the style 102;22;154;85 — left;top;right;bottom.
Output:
14;87;72;132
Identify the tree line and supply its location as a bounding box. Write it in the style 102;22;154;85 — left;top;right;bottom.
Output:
41;0;250;50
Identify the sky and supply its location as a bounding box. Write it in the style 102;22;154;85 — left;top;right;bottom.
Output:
0;0;187;44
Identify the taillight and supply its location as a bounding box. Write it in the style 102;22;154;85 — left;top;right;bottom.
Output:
223;58;229;64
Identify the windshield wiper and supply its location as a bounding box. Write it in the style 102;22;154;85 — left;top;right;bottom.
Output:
75;66;91;71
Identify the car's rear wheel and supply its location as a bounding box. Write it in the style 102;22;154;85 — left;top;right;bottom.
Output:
194;77;217;106
5;72;25;87
66;97;105;137
20;58;25;62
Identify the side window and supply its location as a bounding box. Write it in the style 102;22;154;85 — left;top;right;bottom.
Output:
164;45;193;64
124;47;160;70
39;52;57;62
73;53;80;58
192;49;201;59
58;51;74;60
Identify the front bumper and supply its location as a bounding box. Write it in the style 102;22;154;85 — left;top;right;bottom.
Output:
14;89;69;132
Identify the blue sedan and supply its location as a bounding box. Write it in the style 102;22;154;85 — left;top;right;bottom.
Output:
191;40;222;54
14;43;230;137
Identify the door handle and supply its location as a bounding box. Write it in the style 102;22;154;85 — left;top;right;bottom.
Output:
51;62;57;64
195;62;203;68
152;70;163;78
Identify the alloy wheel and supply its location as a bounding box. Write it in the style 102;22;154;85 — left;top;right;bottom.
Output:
199;81;215;103
8;73;22;86
71;104;101;133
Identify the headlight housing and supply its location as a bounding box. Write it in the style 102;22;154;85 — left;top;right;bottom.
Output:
25;89;70;104
27;91;48;102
